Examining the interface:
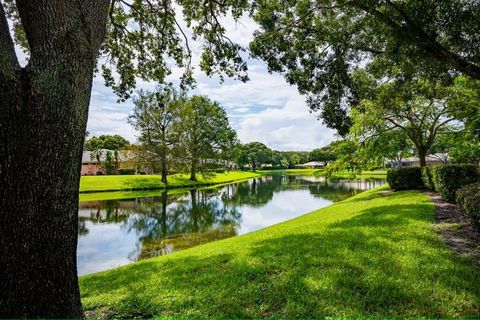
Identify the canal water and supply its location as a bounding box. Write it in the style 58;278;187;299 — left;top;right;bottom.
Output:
77;174;385;275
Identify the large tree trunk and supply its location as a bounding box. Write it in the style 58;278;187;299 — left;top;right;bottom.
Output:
0;1;109;317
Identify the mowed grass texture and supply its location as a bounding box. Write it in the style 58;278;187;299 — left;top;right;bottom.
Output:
79;171;262;193
80;186;480;318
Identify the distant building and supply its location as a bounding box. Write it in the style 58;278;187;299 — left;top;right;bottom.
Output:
385;153;447;168
81;149;147;175
294;161;326;169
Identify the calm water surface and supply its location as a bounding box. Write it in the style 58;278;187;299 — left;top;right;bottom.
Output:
77;174;385;275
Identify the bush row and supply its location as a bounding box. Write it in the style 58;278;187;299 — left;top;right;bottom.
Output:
386;168;423;190
387;164;479;202
425;165;479;202
456;183;480;228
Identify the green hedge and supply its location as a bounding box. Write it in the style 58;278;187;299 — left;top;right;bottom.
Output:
118;168;136;175
431;164;479;202
456;183;480;228
421;166;435;190
387;168;423;190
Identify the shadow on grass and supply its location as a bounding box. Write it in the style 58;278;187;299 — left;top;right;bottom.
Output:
81;195;480;318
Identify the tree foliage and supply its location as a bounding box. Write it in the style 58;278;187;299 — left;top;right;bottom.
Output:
84;135;130;151
249;0;480;134
309;148;336;164
350;77;459;166
238;142;272;171
176;95;238;181
129;85;184;182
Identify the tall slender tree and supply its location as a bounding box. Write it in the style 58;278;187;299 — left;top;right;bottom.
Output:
129;86;185;183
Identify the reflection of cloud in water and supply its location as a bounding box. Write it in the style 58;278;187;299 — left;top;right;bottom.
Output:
77;222;138;276
297;176;326;183
237;189;331;235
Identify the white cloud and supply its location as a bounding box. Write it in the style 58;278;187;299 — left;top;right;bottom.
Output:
86;13;336;150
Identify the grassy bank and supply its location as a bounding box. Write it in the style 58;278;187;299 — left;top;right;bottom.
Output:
80;186;480;318
79;171;262;193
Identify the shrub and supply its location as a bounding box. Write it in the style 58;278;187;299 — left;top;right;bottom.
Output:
118;168;136;175
456;183;480;228
387;168;423;190
421;166;435;190
431;164;479;202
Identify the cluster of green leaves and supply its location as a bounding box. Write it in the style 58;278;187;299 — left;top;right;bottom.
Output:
238;142;271;171
430;164;479;202
456;182;480;228
130;87;238;181
387;167;423;190
101;0;250;101
84;135;130;151
237;143;310;170
249;0;480;134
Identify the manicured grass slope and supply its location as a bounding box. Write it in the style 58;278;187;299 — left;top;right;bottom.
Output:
79;171;261;193
80;186;480;318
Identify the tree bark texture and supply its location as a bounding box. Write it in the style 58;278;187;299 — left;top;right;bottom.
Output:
161;153;167;184
0;1;109;317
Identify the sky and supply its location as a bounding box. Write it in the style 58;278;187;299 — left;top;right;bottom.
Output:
87;10;337;152
12;10;336;152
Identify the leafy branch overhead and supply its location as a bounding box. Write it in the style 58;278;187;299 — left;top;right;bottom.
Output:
103;0;250;100
249;0;480;134
2;0;250;101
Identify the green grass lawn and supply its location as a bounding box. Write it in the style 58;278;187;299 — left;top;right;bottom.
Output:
79;171;262;193
80;186;480;318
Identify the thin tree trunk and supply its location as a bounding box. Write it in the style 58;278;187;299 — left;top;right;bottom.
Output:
0;1;109;317
190;157;198;181
161;153;168;184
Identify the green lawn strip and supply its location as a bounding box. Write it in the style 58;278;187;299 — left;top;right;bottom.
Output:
79;175;262;202
80;186;480;318
79;188;189;202
79;171;262;193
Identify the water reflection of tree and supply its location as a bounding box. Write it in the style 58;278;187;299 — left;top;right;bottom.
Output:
221;175;284;207
124;189;241;261
78;220;89;236
307;183;358;202
78;200;133;236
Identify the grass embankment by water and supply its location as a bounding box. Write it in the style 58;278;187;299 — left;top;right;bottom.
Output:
80;186;480;318
79;171;262;194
